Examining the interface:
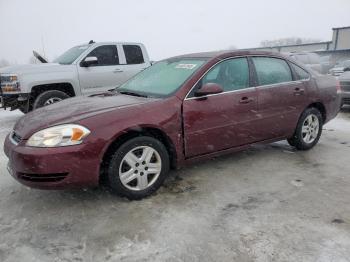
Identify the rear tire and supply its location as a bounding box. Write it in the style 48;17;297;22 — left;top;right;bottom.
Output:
107;136;170;200
33;90;70;110
287;108;323;150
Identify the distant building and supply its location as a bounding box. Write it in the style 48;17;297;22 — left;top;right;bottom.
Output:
249;26;350;62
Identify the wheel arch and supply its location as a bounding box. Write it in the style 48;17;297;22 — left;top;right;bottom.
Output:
31;83;76;99
306;102;326;123
99;125;178;184
289;101;326;141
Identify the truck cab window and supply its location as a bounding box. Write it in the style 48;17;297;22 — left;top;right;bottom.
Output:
86;45;119;66
123;45;144;64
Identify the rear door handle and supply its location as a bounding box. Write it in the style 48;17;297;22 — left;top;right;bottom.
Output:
113;68;123;73
239;97;254;104
293;87;305;96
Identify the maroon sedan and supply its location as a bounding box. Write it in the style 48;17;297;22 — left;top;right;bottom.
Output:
4;50;341;199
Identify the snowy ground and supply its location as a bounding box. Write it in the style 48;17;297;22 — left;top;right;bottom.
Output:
0;108;350;262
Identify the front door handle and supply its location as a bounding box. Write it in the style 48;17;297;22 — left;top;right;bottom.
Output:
239;97;254;104
293;87;305;96
113;68;123;73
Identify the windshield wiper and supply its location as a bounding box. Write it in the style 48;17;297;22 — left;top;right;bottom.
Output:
119;91;148;98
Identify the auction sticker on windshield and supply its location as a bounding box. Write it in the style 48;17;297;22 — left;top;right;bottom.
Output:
175;64;198;70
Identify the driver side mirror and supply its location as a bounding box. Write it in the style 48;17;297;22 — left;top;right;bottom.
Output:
194;83;224;97
81;56;98;67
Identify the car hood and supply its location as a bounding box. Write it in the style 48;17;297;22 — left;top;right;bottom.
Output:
14;93;158;139
0;63;74;75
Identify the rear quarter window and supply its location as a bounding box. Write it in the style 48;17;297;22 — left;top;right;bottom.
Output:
290;63;310;80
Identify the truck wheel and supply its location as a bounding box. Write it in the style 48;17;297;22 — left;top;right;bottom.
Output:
107;136;170;200
287;108;323;150
33;90;70;110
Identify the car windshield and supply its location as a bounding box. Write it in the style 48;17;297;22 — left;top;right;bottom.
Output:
117;58;206;97
53;44;90;65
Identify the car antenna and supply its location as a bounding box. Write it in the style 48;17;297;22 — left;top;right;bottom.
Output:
89;40;95;44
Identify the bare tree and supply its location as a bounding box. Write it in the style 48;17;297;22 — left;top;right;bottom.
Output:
260;37;323;47
0;59;10;68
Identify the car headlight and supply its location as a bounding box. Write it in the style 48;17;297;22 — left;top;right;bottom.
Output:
0;74;21;93
26;124;91;147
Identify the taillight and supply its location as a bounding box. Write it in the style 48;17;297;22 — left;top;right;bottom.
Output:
336;80;341;93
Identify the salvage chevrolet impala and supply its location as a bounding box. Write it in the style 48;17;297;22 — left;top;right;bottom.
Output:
4;50;341;200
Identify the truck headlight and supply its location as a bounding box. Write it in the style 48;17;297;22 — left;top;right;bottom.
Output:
0;74;21;93
26;124;91;147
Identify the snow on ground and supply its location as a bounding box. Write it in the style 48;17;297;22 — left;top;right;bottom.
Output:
0;108;349;261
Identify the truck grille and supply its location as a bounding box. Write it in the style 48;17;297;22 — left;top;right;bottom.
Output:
340;81;350;92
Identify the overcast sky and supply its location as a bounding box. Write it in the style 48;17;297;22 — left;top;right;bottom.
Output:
0;0;349;63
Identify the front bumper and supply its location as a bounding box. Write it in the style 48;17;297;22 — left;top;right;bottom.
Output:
4;133;101;189
0;76;27;110
0;93;29;110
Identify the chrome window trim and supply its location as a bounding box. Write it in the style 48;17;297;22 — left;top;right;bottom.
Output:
253;80;304;89
184;54;310;101
185;86;257;101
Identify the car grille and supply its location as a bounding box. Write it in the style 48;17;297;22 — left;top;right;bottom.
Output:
10;131;22;145
340;81;350;92
343;98;350;105
18;172;68;182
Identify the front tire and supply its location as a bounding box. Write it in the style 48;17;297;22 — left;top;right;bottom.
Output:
19;105;29;114
287;108;323;150
33;90;70;110
107;136;170;200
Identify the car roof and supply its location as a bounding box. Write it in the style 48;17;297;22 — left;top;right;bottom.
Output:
170;50;288;60
92;41;145;46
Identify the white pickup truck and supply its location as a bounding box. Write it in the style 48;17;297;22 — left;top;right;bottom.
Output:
0;41;151;112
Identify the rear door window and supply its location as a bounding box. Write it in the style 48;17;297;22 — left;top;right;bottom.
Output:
252;57;292;86
123;45;145;64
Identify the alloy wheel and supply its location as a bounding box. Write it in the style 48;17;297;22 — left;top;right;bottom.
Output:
119;146;162;191
302;114;319;144
44;97;63;106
